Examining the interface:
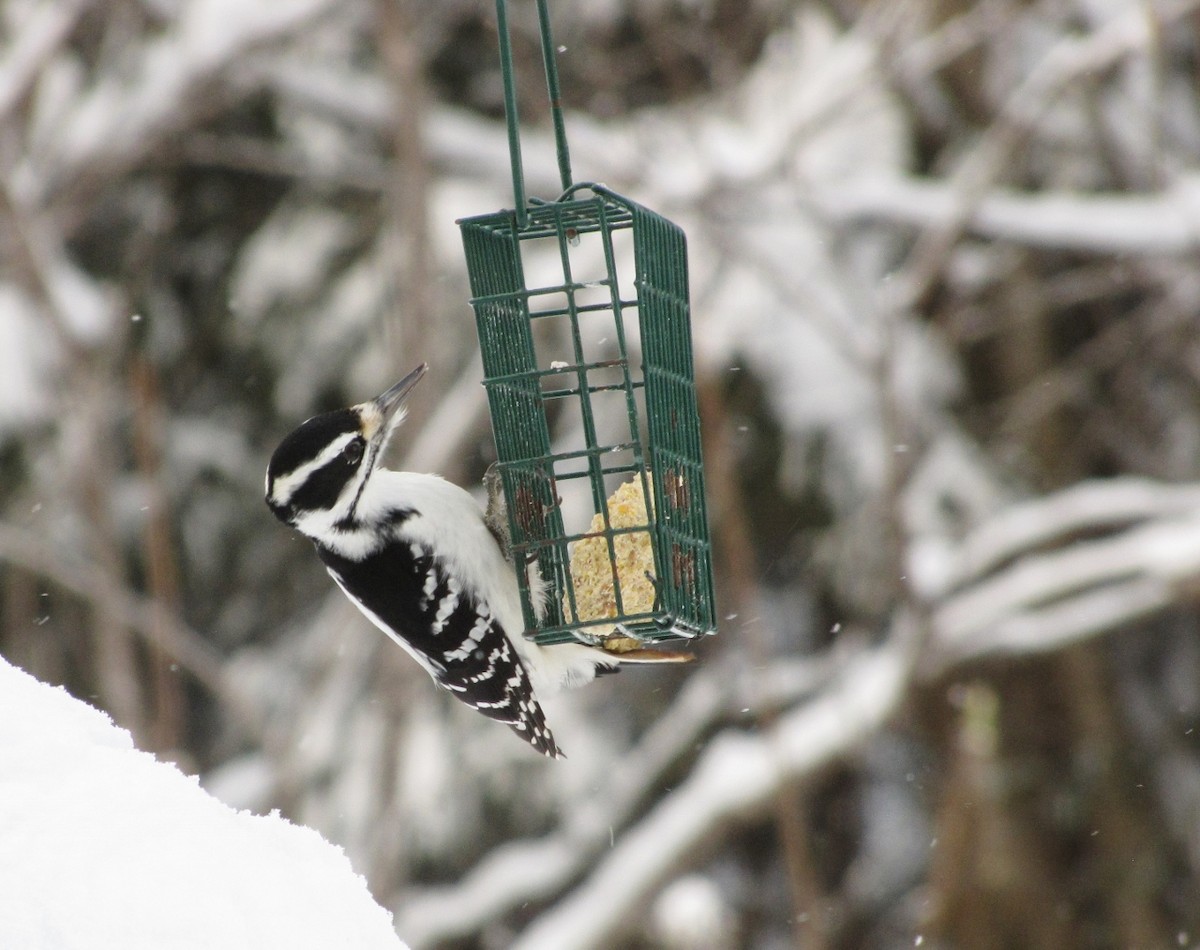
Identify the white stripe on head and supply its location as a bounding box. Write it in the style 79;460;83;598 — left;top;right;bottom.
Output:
267;430;360;510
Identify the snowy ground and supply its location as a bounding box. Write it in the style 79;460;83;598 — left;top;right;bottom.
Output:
0;654;406;950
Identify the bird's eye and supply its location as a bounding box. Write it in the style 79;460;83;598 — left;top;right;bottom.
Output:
343;439;365;464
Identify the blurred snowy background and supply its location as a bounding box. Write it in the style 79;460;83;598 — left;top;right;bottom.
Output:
2;0;1200;947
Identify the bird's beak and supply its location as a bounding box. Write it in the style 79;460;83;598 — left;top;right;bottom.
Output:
374;363;427;425
363;362;428;455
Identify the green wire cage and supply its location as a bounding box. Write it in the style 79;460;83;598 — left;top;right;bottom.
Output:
459;0;716;647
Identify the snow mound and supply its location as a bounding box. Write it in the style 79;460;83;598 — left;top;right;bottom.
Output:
0;654;406;950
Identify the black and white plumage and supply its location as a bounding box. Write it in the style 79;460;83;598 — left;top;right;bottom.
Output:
264;363;662;758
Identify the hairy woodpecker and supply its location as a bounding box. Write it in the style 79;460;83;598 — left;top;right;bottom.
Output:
264;364;685;758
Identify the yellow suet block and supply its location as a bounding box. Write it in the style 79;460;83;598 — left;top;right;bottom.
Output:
566;476;657;643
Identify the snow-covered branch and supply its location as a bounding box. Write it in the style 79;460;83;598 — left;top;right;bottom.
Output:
923;480;1200;669
819;175;1200;256
491;475;1200;947
890;0;1200;306
21;0;338;205
933;478;1200;592
511;642;910;950
396;650;834;946
0;0;91;124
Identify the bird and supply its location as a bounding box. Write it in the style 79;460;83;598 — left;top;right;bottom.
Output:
264;363;689;758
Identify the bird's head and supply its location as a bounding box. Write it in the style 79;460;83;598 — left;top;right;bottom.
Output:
265;363;427;536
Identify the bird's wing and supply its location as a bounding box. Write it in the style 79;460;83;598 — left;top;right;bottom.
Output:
317;538;560;758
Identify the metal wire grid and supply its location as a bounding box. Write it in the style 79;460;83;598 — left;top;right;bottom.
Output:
460;186;715;645
460;0;714;646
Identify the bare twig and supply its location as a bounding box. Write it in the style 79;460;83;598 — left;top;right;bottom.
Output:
0;522;264;738
397;355;491;480
376;0;435;370
129;354;188;752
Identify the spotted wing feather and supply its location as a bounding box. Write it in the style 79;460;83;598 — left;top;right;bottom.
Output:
315;526;560;758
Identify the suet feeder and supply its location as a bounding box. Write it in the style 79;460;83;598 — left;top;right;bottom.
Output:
459;0;716;647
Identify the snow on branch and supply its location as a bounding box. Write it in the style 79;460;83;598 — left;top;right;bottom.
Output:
0;0;90;125
23;0;337;205
935;478;1200;592
818;175;1200;256
396;652;833;946
475;478;1200;949
925;482;1200;669
509;642;911;950
889;0;1200;307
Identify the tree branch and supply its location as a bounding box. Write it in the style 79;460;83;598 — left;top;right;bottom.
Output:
394;650;833;946
0;522;265;739
26;0;337;209
930;505;1200;669
889;0;1200;309
0;0;93;125
510;640;911;950
440;478;1200;948
818;174;1200;256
